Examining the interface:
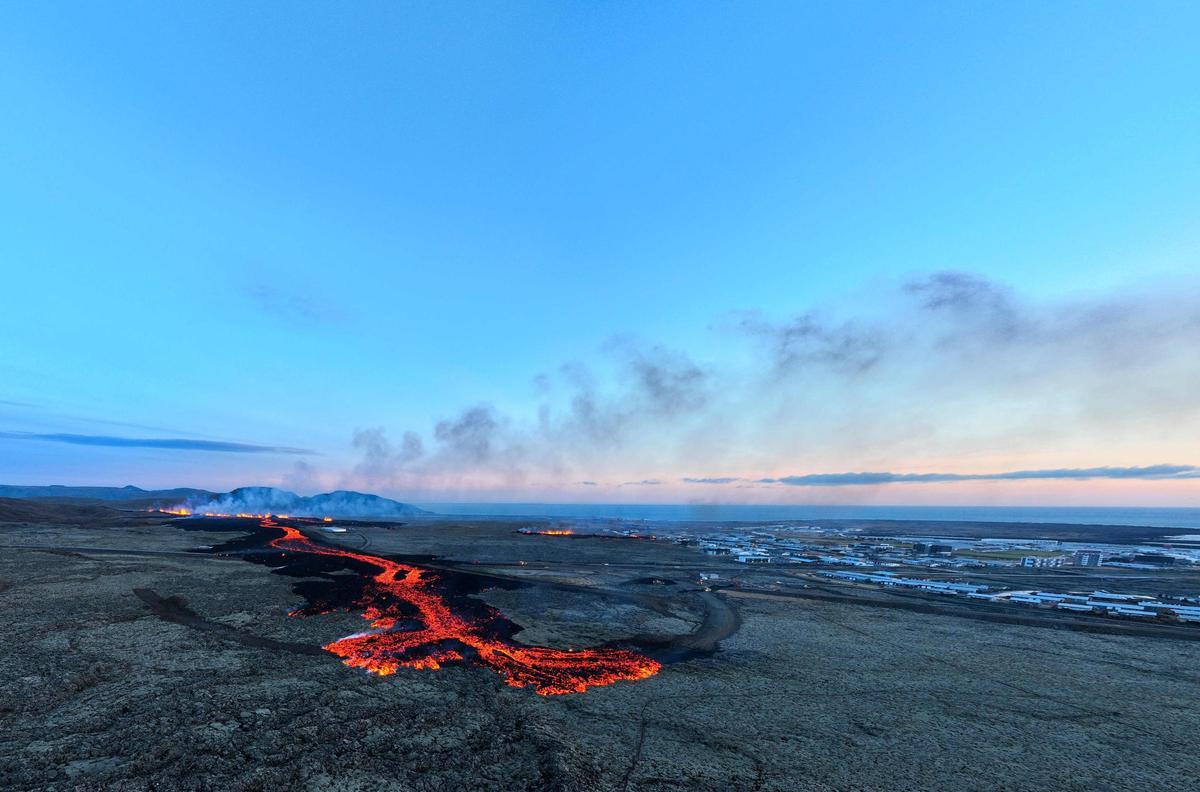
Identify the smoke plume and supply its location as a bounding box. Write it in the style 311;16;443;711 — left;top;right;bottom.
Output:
334;271;1200;495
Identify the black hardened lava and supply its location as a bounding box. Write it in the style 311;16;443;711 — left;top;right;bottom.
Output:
162;516;718;693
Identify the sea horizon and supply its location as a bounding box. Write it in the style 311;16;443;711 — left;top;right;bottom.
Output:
414;502;1200;529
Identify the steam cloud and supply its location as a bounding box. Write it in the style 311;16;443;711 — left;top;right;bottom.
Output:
187;487;427;518
334;271;1200;492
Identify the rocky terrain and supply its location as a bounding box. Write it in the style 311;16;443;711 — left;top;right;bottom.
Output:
2;504;1198;790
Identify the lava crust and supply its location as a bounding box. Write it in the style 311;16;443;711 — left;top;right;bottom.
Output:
199;517;661;695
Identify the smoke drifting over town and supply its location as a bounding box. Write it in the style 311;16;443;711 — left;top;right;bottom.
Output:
333;272;1200;496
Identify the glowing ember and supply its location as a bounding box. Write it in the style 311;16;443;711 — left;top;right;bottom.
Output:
260;519;660;695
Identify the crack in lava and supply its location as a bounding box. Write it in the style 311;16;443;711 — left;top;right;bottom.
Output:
263;519;661;695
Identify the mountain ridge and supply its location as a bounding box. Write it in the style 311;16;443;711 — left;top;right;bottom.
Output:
0;484;217;501
0;484;430;518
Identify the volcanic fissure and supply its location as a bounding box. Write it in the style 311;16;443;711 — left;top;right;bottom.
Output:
184;516;661;695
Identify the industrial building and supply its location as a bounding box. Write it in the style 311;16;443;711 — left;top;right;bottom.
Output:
1020;556;1066;568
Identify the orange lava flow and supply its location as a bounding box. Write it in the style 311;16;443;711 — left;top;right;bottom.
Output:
262;519;660;695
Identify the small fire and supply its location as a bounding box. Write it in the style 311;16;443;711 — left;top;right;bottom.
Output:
159;509;345;526
260;519;660;695
519;528;575;536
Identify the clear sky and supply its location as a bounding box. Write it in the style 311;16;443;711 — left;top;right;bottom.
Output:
2;2;1198;505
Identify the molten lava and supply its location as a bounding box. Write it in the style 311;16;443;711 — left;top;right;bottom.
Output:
260;518;660;695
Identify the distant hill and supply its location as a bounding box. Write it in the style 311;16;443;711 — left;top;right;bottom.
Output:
0;484;430;519
0;484;217;502
0;497;130;526
189;487;430;518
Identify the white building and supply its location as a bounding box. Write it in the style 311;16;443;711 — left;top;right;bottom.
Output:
736;553;772;564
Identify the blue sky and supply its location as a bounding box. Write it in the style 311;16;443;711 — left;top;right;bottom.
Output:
2;3;1198;504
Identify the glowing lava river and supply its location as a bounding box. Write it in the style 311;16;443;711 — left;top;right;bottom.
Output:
195;516;661;695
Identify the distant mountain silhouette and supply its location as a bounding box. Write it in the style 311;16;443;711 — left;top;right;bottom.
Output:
188;487;430;518
0;484;431;518
0;484;217;501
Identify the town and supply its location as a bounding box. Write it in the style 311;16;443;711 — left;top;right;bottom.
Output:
538;522;1200;627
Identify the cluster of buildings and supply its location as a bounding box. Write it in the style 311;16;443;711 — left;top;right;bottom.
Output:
1019;549;1179;569
673;526;1196;572
687;528;951;567
692;529;800;564
661;524;1200;628
822;570;991;597
993;590;1200;622
687;531;1029;569
820;570;1200;623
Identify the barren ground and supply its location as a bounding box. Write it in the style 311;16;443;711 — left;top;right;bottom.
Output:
1;507;1198;791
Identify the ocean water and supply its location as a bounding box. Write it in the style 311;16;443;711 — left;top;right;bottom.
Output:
415;502;1200;529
